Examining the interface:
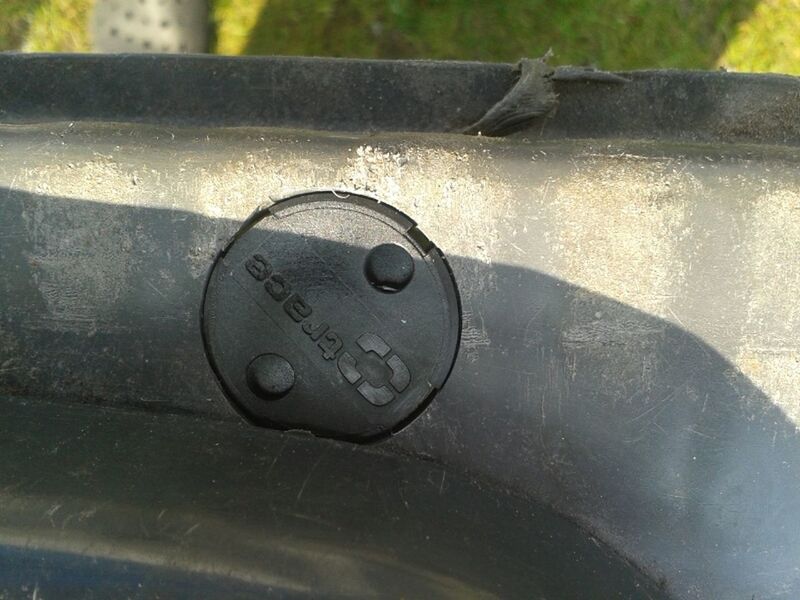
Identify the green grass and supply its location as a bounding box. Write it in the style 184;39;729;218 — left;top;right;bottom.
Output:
0;0;90;52
234;0;755;69
1;0;799;74
719;0;800;73
0;0;41;50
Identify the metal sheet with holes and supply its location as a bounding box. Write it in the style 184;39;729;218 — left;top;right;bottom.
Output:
91;0;207;53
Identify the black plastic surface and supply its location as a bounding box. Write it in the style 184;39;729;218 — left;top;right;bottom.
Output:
1;55;800;599
0;54;797;145
3;128;800;599
202;192;461;440
0;395;669;599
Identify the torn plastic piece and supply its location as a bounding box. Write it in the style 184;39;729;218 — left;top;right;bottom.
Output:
463;57;557;137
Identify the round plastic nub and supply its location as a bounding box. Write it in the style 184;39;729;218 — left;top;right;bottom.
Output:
246;354;295;399
365;243;415;292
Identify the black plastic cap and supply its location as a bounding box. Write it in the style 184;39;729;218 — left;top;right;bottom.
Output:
202;192;461;441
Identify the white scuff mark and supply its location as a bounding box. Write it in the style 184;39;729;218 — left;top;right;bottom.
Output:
735;348;800;428
334;143;509;264
735;188;800;428
19;197;134;330
296;454;324;503
562;317;665;346
460;309;491;362
547;155;695;318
